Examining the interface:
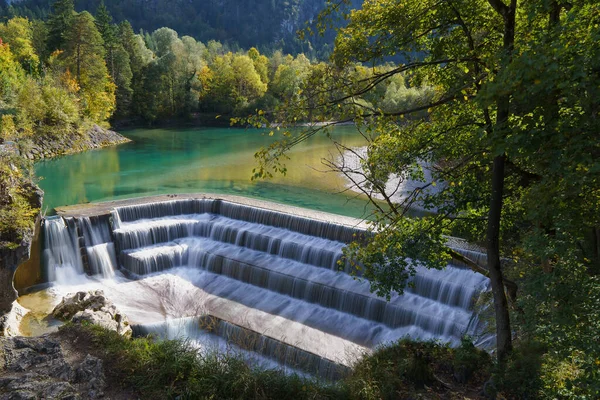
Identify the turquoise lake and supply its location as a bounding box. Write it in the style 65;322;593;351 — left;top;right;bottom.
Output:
35;126;376;218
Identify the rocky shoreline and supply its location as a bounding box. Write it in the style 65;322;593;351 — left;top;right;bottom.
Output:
18;125;130;161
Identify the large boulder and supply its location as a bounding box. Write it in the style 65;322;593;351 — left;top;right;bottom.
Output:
52;290;132;338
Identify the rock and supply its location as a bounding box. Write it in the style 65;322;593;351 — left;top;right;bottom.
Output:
11;124;129;163
75;355;105;397
0;335;103;399
0;245;34;331
53;290;132;337
0;301;28;337
0;183;42;329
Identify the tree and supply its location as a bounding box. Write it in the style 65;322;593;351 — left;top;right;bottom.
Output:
62;11;115;122
110;45;133;118
94;4;133;118
270;53;311;101
30;19;49;62
251;0;600;370
0;41;25;139
247;47;269;86
95;2;117;77
145;28;204;117
200;52;268;115
46;0;74;53
0;17;39;75
119;21;153;118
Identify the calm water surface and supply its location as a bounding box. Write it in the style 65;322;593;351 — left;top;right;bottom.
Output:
35;126;374;218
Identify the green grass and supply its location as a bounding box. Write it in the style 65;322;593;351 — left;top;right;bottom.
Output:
61;323;348;399
59;324;495;400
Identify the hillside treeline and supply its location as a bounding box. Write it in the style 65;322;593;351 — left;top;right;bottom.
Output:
0;0;431;136
0;0;363;56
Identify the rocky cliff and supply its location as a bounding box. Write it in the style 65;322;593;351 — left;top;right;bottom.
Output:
0;186;43;336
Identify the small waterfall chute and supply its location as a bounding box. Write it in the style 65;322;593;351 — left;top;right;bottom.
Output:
79;216;117;279
43;217;85;284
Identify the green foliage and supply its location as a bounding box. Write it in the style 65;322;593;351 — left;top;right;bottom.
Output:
62;11;115;123
493;341;546;399
61;324;496;400
346;338;491;399
46;0;74;53
515;260;600;398
0;17;40;74
246;0;599;395
63;323;347;400
0;153;38;247
343;216;450;299
452;337;491;384
0;40;25;110
0;13;113;142
199;51;268;115
5;0;352;57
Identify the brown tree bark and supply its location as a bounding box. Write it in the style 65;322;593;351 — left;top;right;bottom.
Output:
485;0;517;363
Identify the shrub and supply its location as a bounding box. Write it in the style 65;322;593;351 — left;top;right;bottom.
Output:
452;336;491;383
62;324;347;400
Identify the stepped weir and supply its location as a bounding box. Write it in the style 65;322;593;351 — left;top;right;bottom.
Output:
38;196;492;379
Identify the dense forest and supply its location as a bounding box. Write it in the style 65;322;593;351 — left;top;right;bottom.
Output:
0;0;362;56
0;1;430;127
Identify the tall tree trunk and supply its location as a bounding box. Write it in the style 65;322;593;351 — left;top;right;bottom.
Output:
487;154;512;362
486;0;517;363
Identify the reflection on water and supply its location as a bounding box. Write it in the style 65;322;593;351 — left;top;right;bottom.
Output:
36;126;374;217
17;290;63;336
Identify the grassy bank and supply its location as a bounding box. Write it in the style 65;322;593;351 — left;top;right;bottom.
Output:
60;324;494;400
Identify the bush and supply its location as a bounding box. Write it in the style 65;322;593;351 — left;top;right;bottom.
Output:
347;339;453;400
494;341;546;399
62;324;347;400
452;336;491;383
0;153;38;247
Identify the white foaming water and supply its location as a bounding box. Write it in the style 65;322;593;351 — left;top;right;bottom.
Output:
79;216;117;279
86;243;117;279
43;218;85;285
37;199;493;377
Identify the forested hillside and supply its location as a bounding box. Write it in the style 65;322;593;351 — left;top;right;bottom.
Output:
0;0;360;56
0;0;431;130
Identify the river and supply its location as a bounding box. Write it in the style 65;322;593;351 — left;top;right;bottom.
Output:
35;126;374;218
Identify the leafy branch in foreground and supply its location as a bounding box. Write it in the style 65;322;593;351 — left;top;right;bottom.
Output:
243;1;600;384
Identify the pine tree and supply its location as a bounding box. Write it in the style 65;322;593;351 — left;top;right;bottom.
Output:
95;2;118;79
46;0;74;52
63;11;115;122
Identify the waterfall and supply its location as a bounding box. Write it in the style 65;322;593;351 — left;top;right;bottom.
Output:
42;215;117;283
40;198;493;377
42;217;84;284
111;199;491;347
79;216;117;279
